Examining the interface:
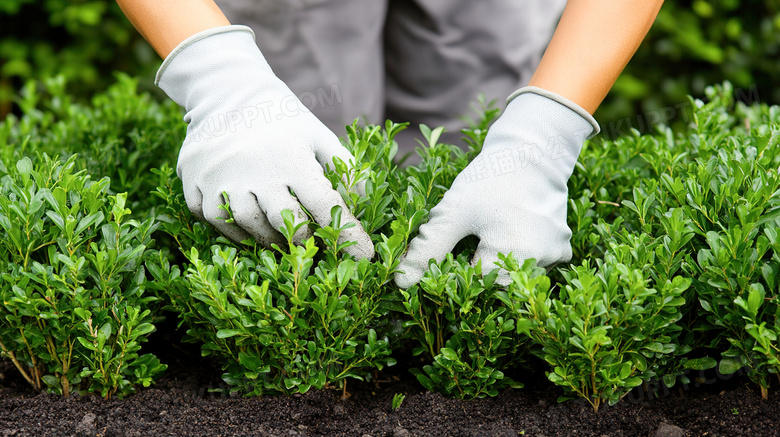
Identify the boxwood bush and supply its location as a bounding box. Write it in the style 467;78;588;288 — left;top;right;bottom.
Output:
0;154;166;398
0;77;778;411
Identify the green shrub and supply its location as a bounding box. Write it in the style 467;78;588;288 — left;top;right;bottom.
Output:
148;205;399;396
0;74;185;216
676;87;780;399
146;81;779;405
1;74;778;410
0;154;166;398
566;83;780;405
503;248;695;412
147;105;536;398
401;253;527;399
147;124;410;396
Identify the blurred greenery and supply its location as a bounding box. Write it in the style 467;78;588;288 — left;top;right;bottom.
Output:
1;0;778;128
595;0;780;136
0;0;158;117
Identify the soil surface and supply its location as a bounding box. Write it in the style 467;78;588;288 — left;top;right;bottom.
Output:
1;318;778;437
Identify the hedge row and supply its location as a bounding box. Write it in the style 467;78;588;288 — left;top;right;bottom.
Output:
0;77;778;412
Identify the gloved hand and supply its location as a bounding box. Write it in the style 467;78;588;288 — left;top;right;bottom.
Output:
394;87;599;288
156;25;373;259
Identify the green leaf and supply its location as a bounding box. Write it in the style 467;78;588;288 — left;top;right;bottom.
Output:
625;377;644;388
16;157;33;177
216;329;244;339
439;348;459;362
99;323;112;340
662;374;676;388
41;375;62;392
746;284;765;315
75;212;105;236
133;323;155;337
238;353;269;372
77;337;97;352
684;357;717;370
718;357;743;375
414;373;435;392
337;259;356;289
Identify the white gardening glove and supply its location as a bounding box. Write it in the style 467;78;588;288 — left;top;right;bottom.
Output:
395;87;599;288
156;26;373;259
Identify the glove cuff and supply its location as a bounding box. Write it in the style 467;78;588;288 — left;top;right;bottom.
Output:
507;86;600;139
154;24;286;123
155;25;262;86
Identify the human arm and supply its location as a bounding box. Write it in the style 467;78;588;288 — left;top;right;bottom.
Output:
395;0;664;287
116;0;230;58
530;0;664;114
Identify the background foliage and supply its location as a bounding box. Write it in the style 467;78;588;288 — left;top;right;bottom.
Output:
0;0;157;117
596;0;779;132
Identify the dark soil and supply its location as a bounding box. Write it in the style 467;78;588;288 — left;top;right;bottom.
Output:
1;318;778;437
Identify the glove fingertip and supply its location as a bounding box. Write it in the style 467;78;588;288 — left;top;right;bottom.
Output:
394;265;423;289
345;242;375;261
393;213;469;289
471;240;511;286
182;185;205;221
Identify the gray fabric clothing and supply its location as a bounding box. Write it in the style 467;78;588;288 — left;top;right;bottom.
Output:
215;0;565;150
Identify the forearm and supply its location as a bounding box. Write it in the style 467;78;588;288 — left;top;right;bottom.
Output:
116;0;230;58
529;0;663;114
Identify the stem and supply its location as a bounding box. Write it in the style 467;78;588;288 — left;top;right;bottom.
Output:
62;338;74;397
417;305;435;359
590;354;598;400
0;340;35;387
434;311;442;354
452;373;464;398
32;360;41;390
335;356;369;380
19;328;41;390
559;370;596;412
40;321;60;369
61;374;70;397
30;241;55;253
761;385;768;401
